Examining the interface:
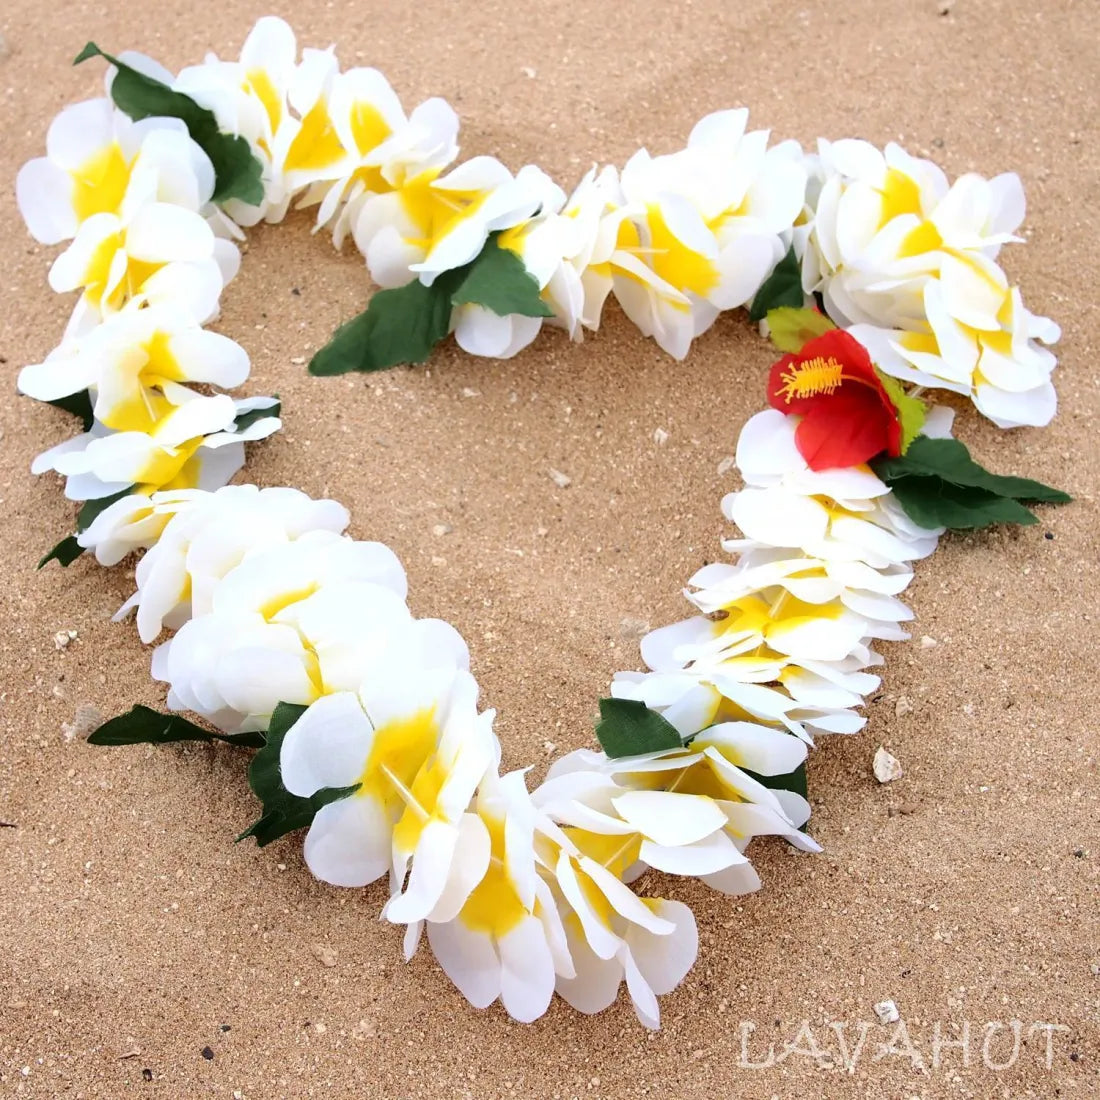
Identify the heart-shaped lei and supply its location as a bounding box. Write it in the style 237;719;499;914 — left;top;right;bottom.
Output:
16;16;1069;1028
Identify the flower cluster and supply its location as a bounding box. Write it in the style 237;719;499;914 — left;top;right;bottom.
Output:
17;81;280;509
613;408;945;751
15;15;1067;1030
75;479;815;1027
800;140;1060;428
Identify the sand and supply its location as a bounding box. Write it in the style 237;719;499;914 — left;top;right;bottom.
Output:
1;0;1097;1096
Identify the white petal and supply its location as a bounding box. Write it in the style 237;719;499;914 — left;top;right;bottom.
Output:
279;691;373;796
611;790;726;847
426;918;500;1009
303;794;392;888
498;916;557;1023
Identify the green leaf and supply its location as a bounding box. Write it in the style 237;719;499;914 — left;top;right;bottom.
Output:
450;234;553;318
310;274;460;375
886;477;1040;530
874;370;927;453
232;397;280;433
742;761;808;801
88;704;265;748
872;435;1070;531
38;535;84;569
76;487;135;533
238;702;359;847
45;390;95;431
749;247;803;322
741;761;810;832
74;42;263;206
764;307;836;353
875;436;1071;503
595;698;684;759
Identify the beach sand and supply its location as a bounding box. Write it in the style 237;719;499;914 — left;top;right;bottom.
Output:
1;0;1097;1096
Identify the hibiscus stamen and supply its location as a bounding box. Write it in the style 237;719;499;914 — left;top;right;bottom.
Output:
775;356;844;403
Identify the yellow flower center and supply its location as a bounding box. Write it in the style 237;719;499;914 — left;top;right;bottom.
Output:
71;142;133;222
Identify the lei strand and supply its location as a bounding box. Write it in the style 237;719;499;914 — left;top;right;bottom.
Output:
16;16;1069;1028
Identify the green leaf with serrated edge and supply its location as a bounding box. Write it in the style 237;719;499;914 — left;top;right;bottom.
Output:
37;535;84;569
76;487;134;533
875;369;927;453
232;397;280;433
74;43;263;206
748;246;803;322
44;390;95;431
450;234;553;319
88;704;265;748
764;307;836;353
887;477;1039;530
310;270;463;375
595;698;684;759
874;436;1071;503
238;702;359;847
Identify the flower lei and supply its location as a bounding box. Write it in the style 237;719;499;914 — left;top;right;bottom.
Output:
17;17;1070;1028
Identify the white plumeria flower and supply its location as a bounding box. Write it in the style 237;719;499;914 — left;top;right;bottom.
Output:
451;170;566;359
267;46;349;200
321;97;460;249
451;164;632;356
553;894;697;1029
536;767;772;894
802;137;1025;329
278;664;483;888
641;580;898;684
554;164;627;334
353;156;547;288
612;666;872;740
153;537;430;732
114;484;350;642
297;72;461;249
850;278;1060;429
16;99;213;245
173;15;300;226
31;393;279;501
544;725;817;885
404;770;575;1024
728;410;942;565
75;491;170;566
536;824;698;1029
18;301;249;434
49;200;236;330
602;110;806;359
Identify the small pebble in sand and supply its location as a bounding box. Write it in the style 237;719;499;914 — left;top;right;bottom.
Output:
62;703;103;742
653;427;669;445
311;944;337;967
920;635;938;649
619;616;650;638
874;999;900;1024
716;455;736;475
432;523;453;537
548;468;572;489
873;746;904;783
53;629;78;650
894;695;912;718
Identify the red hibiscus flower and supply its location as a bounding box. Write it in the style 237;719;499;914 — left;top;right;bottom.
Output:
767;328;903;470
